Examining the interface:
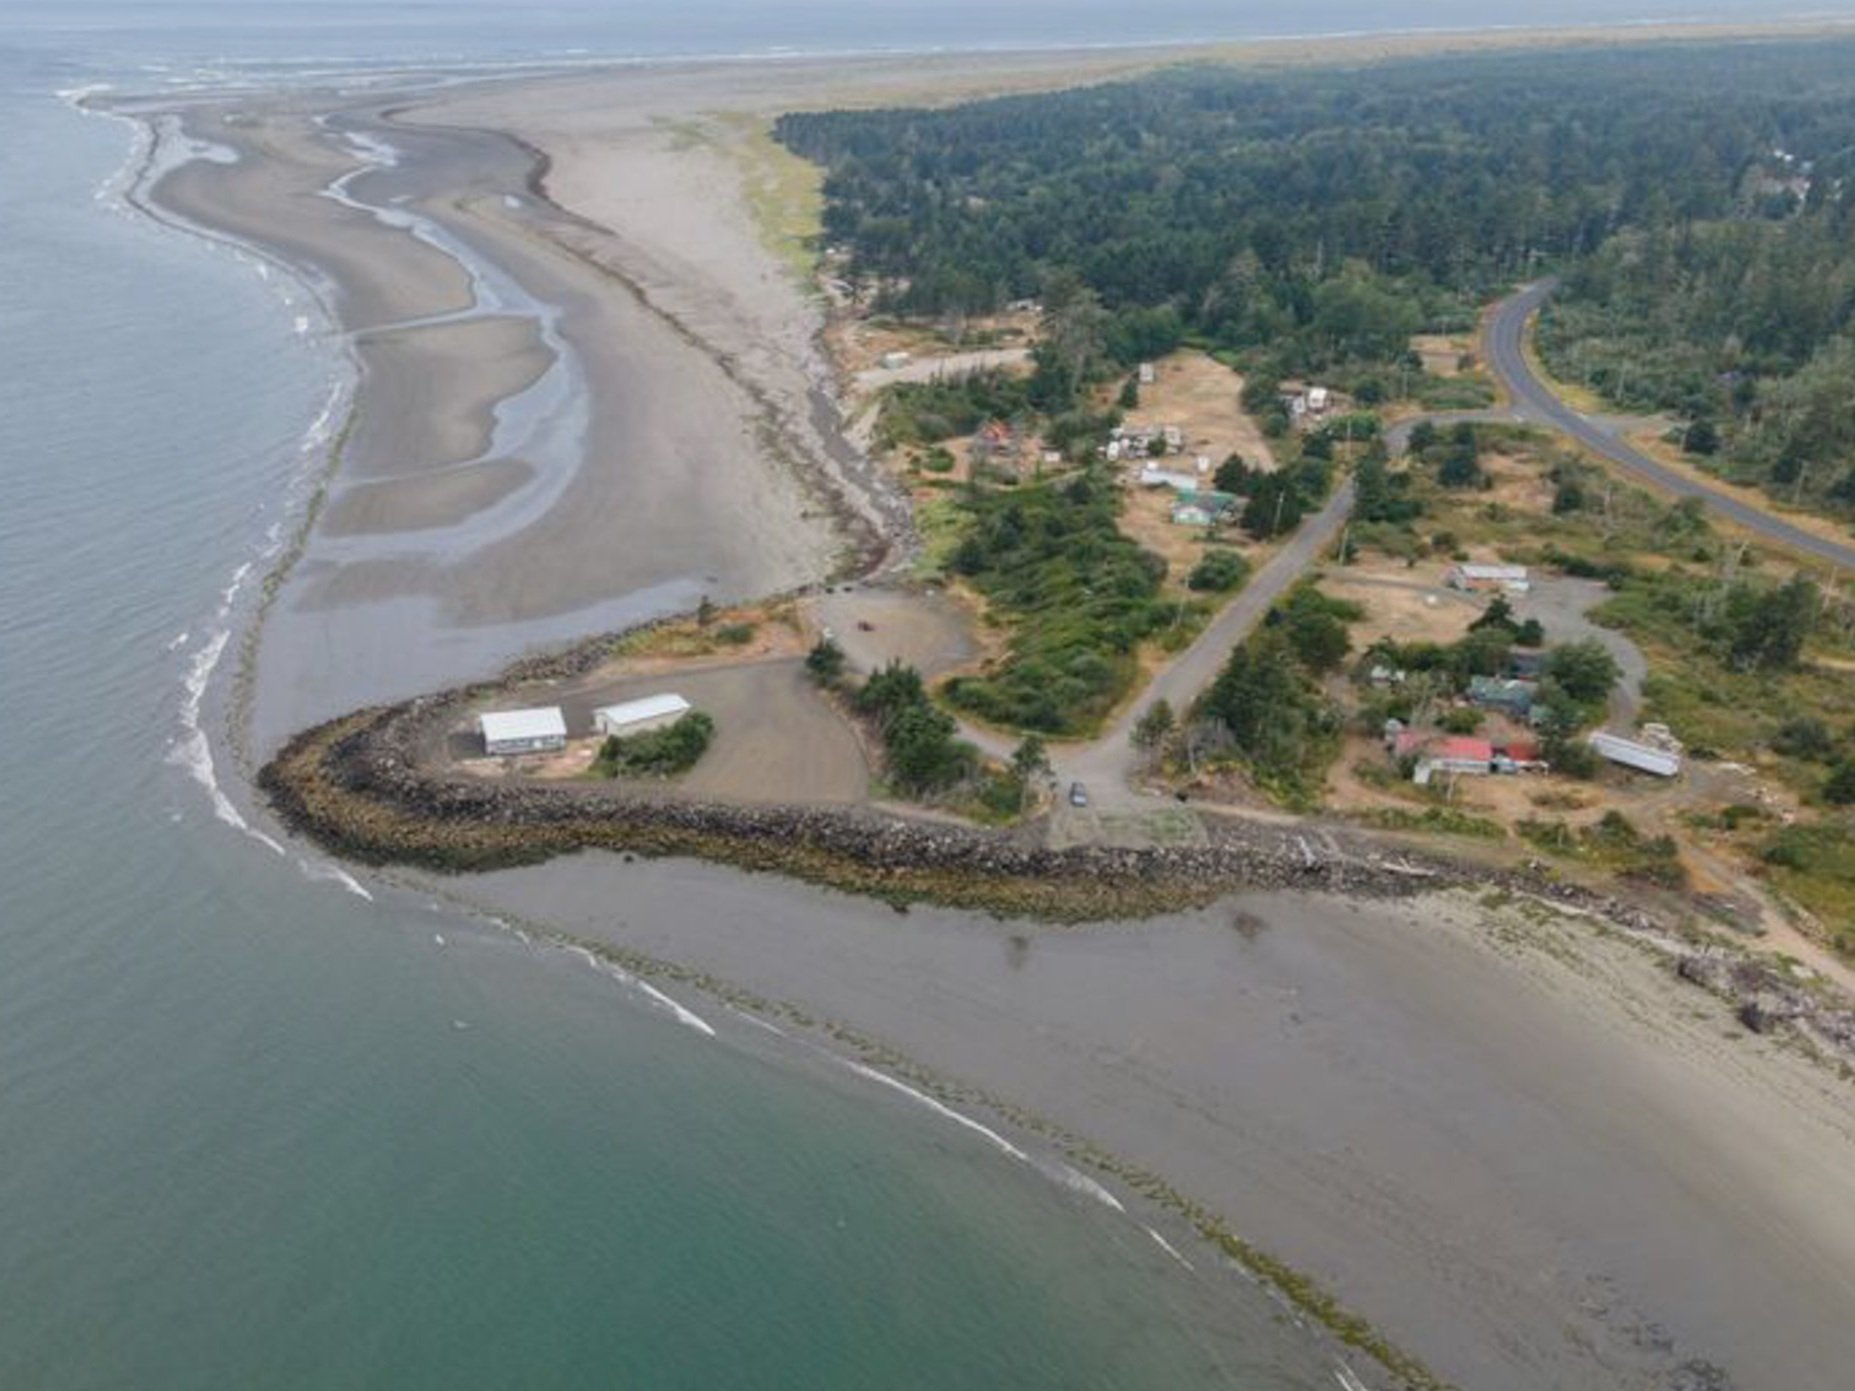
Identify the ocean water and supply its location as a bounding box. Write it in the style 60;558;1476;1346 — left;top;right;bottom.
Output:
0;4;1835;1388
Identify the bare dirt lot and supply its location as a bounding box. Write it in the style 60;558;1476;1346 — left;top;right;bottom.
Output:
556;659;871;804
1123;350;1277;470
808;585;979;679
454;609;870;805
1413;332;1474;377
1321;563;1482;648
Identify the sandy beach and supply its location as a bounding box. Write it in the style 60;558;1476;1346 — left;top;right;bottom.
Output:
118;21;1855;1391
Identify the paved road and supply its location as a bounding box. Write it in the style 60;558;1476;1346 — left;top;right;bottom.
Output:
1057;479;1356;807
1485;281;1855;571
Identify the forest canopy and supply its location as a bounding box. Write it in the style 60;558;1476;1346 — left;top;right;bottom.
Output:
778;39;1855;517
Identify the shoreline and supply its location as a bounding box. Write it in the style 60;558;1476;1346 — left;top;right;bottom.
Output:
104;32;1855;1391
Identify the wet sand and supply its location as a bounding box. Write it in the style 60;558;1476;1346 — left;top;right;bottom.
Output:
459;858;1855;1391
344;316;551;480
321;458;535;535
147;91;838;751
155;109;473;329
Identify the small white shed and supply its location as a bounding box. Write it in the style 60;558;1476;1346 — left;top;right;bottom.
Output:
479;707;567;757
594;693;692;738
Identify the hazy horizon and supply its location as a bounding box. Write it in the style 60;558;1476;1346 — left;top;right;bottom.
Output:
15;0;1855;68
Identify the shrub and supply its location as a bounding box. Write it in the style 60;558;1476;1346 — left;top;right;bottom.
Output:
1441;707;1484;734
1772;716;1835;761
1188;549;1250;592
594;712;715;778
806;637;846;685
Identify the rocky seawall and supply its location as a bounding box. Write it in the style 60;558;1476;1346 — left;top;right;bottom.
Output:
257;623;1855;1061
260;687;1446;923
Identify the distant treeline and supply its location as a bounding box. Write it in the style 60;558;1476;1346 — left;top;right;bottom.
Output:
778;40;1855;515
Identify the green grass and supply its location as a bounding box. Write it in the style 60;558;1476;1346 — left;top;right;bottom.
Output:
1354;805;1508;839
1761;823;1855;954
911;491;970;582
1517;812;1686;888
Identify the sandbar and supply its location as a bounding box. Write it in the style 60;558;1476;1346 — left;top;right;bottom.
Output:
345;316;551;480
322;457;536;535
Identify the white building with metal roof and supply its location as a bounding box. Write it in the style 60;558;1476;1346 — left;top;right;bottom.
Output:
594;693;692;738
1589;731;1682;778
479;706;567;757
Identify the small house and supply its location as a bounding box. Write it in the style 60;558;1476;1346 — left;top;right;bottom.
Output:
1467;676;1539;718
1393;731;1494;785
1137;362;1156;385
1170;489;1238;527
1306;386;1331;413
594;693;692;739
1172;499;1219;528
1446;563;1530;594
480;707;568;757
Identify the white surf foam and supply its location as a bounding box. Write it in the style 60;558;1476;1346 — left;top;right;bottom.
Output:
1146;1227;1195;1271
1055;1163;1125;1212
566;946;717;1037
838;1060;1029;1163
167;626;278;852
730;1009;787;1038
297;857;375;901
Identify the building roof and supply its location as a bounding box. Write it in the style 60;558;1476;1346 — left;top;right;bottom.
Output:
1175;489;1238;509
1393;732;1494;762
479;707;567;744
595;693;691;729
1138;465;1200;490
1451;563;1530;580
1589;731;1682;776
1468;675;1539;701
1433;737;1495;762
